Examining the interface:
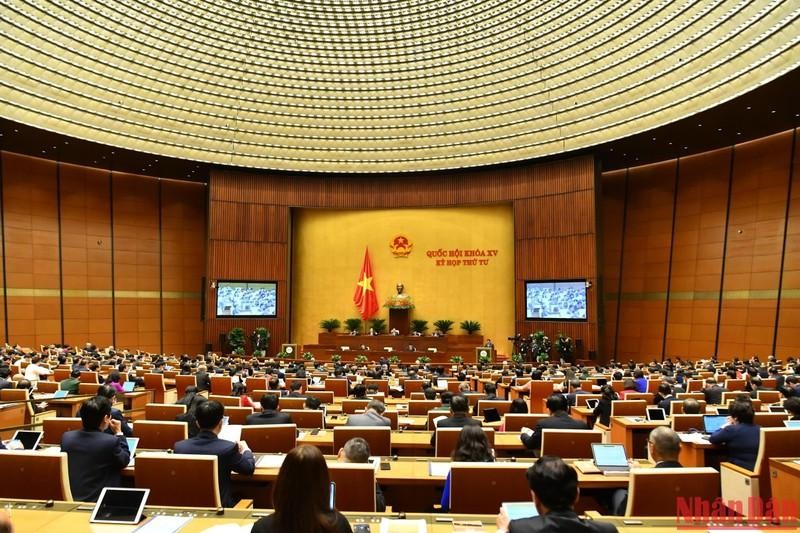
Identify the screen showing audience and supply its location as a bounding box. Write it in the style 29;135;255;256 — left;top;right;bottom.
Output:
216;281;277;317
525;280;587;320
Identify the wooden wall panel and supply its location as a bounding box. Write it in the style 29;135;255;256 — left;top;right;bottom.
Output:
206;155;599;356
776;132;800;357
599;170;626;358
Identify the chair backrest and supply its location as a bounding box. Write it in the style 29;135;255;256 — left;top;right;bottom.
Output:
135;452;221;507
342;399;371;414
145;403;186;421
79;371;99;384
143;373;166;391
676;392;705;400
174;375;197;397
671;414;704;432
324;379;349;397
43;417;83;445
686;380;705;393
282;409;325;429
449;462;530;514
241;424;297;453
284;378;307;394
328;462;377;512
756;390;781;404
477;400;513;416
753;412;789;428
78;383;102;395
624;393;654;404
626;467;719;516
210;376;233;396
752;428;800;498
409;392;426;400
37;381;59;393
333;426;392;456
408;399;442;415
722;391;754;404
306;390;335;404
540;429;603;458
53;369;71;381
725;379;746;391
279;397;308;410
364;379;389;394
381;410;399;430
611;400;648;417
528;382;556;413
403;380;426;397
502;414;549;432
647;380;661;393
575;394;601;407
428;409;451;430
209;394;241;407
0;451;72;501
671;400;707;415
224;406;254;425
245;377;267;392
435;427;495;457
134;420;188;449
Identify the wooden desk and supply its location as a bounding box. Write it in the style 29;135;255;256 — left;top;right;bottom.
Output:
769;458;800;506
609;417;669;459
44;397;85;418
122;390;153;412
0;403;27;437
678;437;720;468
571;406;596;428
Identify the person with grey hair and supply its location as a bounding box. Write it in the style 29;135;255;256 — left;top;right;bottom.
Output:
337;437;386;511
345;399;391;427
682;398;701;415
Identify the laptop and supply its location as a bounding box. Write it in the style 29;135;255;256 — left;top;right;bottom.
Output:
784;420;800;428
10;430;43;450
591;443;629;472
715;407;729;416
646;407;666;421
703;415;727;434
126;437;139;466
585;399;599;410
768;405;785;413
90;487;149;524
122;381;136;393
596;378;608;387
52;390;69;399
482;407;501;423
437;379;449;389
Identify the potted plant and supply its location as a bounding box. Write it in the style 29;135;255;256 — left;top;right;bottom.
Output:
345;318;362;335
331;354;342;364
250;327;270;355
460;320;481;335
227;327;245;354
554;332;574;361
478;352;492;365
319;318;341;333
303;351;315;361
387;355;401;365
370;318;387;334
410;319;428;335
432;319;454;335
275;350;290;359
449;355;464;364
531;331;552;362
511;353;523;364
354;354;369;364
416;355;431;364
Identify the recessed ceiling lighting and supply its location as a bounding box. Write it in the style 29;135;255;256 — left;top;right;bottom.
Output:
746;106;752;110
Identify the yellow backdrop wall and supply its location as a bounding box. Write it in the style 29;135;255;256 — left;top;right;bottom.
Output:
291;205;515;354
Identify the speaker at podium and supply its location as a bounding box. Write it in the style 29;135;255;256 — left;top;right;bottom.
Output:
281;344;298;357
475;346;494;363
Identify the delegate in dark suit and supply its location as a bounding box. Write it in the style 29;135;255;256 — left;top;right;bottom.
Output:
430;395;481;446
245;409;292;425
522;395;589;453
62;430;130;501
509;510;617;533
708;423;760;471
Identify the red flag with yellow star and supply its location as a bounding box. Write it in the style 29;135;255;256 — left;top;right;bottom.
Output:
353;247;379;320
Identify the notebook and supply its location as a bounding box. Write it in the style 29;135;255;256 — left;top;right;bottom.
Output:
703;415;727;434
123;381;136;393
52;390;69;399
90;487;149;524
646;407;666;421
10;430;43;450
591;443;629;472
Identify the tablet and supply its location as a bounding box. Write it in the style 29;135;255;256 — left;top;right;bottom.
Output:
122;381;136;393
329;481;336;510
11;430;43;450
703;415;727;433
646;408;666;421
784;420;800;428
586;399;599;410
90;487;149;524
768;405;785;413
592;443;629;471
483;407;501;423
52;390;69;399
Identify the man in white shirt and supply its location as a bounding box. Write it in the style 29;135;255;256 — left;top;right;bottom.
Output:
23;355;53;388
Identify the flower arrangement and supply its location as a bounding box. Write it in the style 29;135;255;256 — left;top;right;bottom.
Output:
387;355;401;365
416;355;431;364
345;318;362;334
275;351;290;359
354;354;369;364
478;352;492;365
320;319;341;333
554;332;573;360
531;331;552;362
303;352;315;361
449;355;464;364
331;354;342;363
511;353;523;364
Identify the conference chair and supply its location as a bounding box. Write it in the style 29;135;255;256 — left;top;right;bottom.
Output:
576;394;601;408
342;399;370;414
625;467;720;516
278;397;307;410
245;377;267;392
676;392;705;401
409;392;426;400
209;394;241;407
721;391;756;404
174;375;196;397
364;379;389;394
284;378;307;394
449;462;530;514
306;390;334;404
623;393;654;404
408;399;441;415
647;380;661;394
403;380;426;398
145;403;186;421
756;390;782;404
53;368;71;381
579;380;593;392
328;463;378;511
686;380;705;393
0;450;72;501
427;410;451;430
753;412;790;427
720;428;800;516
210;376;233;396
502;414;549;432
135;453;221;507
37;381;59;393
528;382;556;414
671;400;707;414
333;426;391;457
42;417;83;445
323;378;349;397
540;429;603;458
724;379;747;392
79;371;99;384
134;420;188;449
610;400;648;418
435;427;495;457
671;414;704;433
281;409;324;429
224;406;254;425
143;373;176;404
476;400;513;417
241;424;297;453
78;383;102;395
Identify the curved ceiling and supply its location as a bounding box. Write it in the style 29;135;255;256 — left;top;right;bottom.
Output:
1;0;799;173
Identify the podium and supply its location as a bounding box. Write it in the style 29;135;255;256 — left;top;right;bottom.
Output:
388;308;411;335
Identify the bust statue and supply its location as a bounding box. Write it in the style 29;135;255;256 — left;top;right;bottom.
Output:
385;282;414;309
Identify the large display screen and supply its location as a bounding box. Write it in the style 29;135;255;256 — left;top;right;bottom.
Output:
216;281;277;318
525;280;587;321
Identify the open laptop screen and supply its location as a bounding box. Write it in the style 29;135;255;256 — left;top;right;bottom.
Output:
592;443;628;468
122;381;136;393
703;415;727;433
646;408;666;421
11;430;42;450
